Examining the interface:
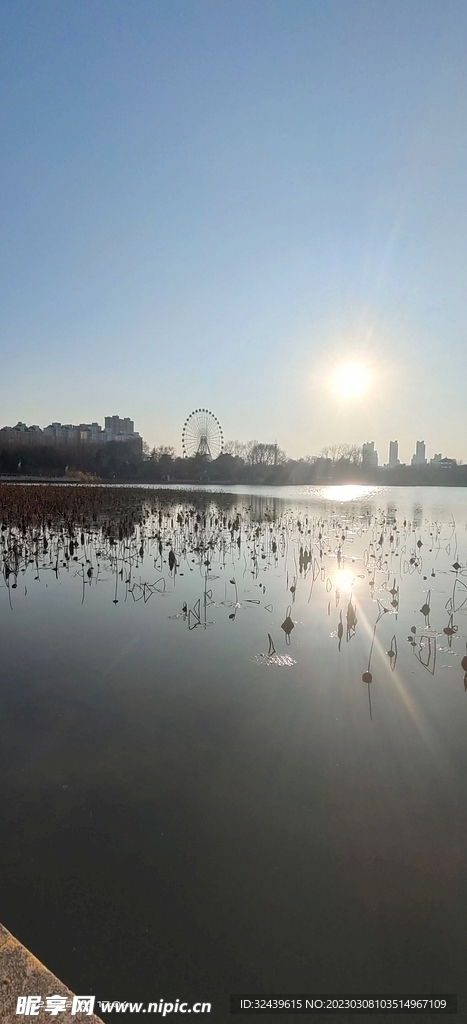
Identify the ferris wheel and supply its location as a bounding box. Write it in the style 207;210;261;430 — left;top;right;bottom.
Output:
182;409;224;460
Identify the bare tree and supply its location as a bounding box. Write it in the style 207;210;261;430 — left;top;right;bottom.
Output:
250;442;287;465
224;440;249;460
225;440;287;466
320;443;362;464
151;445;176;462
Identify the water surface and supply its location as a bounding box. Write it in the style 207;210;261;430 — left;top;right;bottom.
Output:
0;484;466;1021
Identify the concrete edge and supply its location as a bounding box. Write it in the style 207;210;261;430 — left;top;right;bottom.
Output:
0;923;104;1023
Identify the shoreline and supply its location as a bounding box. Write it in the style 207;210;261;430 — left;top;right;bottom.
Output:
2;477;467;489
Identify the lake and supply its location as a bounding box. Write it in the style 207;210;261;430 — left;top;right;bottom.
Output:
0;483;466;1022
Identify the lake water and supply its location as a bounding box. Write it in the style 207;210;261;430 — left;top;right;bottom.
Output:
0;484;466;1022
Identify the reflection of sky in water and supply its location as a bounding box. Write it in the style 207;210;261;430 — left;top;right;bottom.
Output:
1;484;467;1011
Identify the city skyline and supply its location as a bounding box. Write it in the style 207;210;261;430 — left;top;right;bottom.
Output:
0;413;459;466
1;2;467;461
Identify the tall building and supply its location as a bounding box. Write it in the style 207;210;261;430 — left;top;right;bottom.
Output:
0;422;45;445
104;416;135;439
22;415;142;448
362;441;378;468
411;440;427;466
388;440;399;467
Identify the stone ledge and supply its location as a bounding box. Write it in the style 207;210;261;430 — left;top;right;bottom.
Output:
0;924;103;1023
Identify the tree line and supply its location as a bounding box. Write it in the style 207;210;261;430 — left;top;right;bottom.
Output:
0;437;356;482
1;438;466;486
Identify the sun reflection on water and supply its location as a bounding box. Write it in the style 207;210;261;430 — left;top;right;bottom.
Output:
335;569;355;592
320;485;381;503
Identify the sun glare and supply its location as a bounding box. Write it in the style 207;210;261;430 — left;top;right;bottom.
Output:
333;363;370;399
335;569;355;592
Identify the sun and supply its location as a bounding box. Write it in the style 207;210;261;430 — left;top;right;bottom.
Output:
333;363;371;399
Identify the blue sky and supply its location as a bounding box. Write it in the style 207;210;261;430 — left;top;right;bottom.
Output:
1;0;466;462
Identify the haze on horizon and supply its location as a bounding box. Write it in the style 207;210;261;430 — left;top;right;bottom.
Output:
1;0;466;466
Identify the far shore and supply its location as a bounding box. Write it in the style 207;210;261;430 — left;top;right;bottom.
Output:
2;475;467;489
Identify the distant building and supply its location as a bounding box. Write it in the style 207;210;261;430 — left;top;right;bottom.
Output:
0;422;44;445
104;416;136;441
0;421;41;434
44;422;80;441
1;415;141;450
44;416;140;444
362;441;378;469
411;440;427;466
388;440;399;468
